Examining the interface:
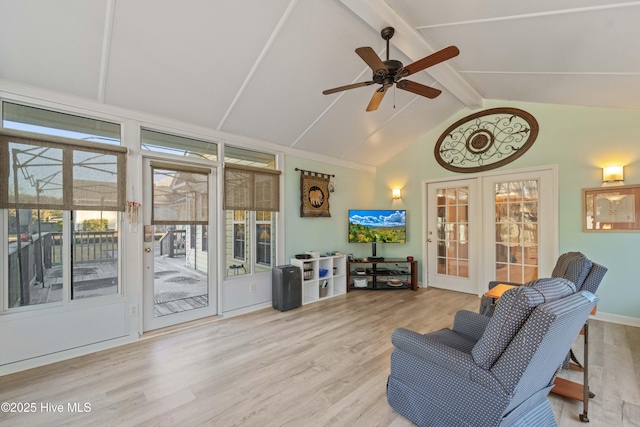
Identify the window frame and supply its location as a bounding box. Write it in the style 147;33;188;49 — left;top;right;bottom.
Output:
1;105;126;313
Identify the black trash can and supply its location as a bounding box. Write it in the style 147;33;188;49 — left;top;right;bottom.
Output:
272;264;302;311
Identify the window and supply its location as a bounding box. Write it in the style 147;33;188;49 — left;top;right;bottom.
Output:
141;128;217;161
1;104;124;309
224;146;279;278
256;211;272;266
202;225;208;252
232;211;246;261
3;102;121;145
71;211;119;300
190;225;197;250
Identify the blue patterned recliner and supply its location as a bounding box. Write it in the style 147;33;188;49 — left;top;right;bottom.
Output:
387;277;599;427
479;251;607;317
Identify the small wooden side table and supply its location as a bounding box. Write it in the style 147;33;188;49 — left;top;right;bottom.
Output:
483;283;516;299
483;284;594;423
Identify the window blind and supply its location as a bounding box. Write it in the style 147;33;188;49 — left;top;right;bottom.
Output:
224;164;281;212
0;129;126;211
151;162;210;225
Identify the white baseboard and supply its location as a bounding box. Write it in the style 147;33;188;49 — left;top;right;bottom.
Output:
0;334;138;377
222;301;273;318
592;311;640;327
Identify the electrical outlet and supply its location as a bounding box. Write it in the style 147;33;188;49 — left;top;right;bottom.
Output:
250;283;256;293
130;304;138;316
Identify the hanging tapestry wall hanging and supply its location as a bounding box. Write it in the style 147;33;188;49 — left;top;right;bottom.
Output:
435;107;539;173
297;168;332;217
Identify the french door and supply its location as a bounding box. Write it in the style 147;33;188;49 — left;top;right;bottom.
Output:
142;158;217;331
481;168;557;288
426;179;479;294
425;167;557;295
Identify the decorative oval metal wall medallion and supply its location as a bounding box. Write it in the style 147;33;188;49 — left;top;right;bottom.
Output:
435;107;539;173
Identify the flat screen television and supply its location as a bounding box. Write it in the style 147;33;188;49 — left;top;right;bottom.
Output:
348;209;406;243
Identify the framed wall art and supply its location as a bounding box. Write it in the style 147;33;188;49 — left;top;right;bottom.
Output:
583;184;640;232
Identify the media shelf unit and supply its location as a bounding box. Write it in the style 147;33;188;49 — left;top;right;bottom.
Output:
347;259;418;291
290;255;347;305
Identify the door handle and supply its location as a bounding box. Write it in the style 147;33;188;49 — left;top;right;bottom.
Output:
145;246;152;253
427;238;433;242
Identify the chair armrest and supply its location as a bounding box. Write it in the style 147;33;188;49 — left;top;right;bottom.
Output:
391;328;477;377
391;328;505;395
452;310;491;341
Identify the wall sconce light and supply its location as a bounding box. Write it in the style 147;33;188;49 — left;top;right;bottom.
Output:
392;188;402;200
603;166;624;183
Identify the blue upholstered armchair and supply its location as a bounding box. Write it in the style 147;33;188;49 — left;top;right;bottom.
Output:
387;278;599;426
480;252;607;317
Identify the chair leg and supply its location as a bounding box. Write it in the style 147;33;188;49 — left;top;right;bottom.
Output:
580;320;591;423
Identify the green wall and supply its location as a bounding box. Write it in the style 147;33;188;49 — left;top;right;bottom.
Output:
284;155;376;261
374;100;640;320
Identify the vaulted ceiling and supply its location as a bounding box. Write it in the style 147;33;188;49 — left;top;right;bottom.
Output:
1;0;639;168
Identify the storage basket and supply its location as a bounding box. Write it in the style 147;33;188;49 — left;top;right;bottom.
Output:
303;269;314;280
353;278;368;288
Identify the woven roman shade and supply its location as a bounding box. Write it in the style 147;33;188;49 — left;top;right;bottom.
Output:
0;129;126;211
224;164;281;212
151;161;210;225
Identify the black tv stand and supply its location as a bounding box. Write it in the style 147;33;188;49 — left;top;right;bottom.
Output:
368;256;385;261
347;258;418;291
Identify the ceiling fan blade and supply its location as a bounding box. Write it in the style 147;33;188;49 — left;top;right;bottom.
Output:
322;81;375;95
366;84;392;112
399;45;459;77
355;47;388;76
396;80;442;99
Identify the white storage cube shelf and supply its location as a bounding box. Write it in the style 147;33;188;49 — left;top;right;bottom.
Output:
290;255;347;304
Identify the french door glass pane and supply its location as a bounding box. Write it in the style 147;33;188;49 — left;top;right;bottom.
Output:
153;224;208;317
435;186;469;278
495;180;539;282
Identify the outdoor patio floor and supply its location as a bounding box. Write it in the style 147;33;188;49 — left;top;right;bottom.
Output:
28;253;208;316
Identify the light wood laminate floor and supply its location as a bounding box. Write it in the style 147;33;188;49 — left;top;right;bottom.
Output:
1;288;638;426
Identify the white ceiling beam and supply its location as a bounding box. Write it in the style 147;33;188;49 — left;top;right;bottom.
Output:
98;0;116;103
340;0;484;109
217;0;299;131
417;2;640;29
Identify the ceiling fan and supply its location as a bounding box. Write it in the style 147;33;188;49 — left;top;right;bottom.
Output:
322;27;459;112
